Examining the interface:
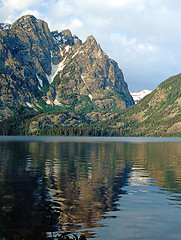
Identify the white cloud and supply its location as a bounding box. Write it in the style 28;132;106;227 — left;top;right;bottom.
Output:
21;10;43;19
0;0;45;23
108;0;132;7
69;18;83;30
107;0;145;12
2;0;43;11
1;0;181;91
110;33;157;54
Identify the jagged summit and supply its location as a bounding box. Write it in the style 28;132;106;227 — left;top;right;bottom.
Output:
86;35;97;43
83;35;103;57
12;14;38;26
60;29;72;36
0;14;134;120
52;28;81;47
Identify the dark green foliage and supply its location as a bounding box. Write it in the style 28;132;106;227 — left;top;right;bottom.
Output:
52;72;61;87
159;73;181;90
1;72;181;137
0;107;37;135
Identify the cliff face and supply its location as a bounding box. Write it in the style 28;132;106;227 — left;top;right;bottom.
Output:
0;15;134;119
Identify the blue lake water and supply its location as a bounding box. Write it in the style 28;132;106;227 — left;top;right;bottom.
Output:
0;136;181;239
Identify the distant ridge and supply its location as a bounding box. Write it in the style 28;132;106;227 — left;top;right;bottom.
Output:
131;89;152;103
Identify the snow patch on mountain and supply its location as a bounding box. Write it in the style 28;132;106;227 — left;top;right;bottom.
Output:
72;50;79;58
131;89;152;104
26;102;33;108
47;57;67;84
65;45;71;53
53;92;63;106
0;23;11;31
36;74;43;87
88;94;93;101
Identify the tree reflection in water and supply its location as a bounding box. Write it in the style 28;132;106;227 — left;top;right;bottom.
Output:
0;141;131;239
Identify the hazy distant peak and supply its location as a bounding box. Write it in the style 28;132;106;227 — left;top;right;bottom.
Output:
131;89;152;103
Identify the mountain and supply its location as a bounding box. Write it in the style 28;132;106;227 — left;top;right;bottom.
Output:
0;15;134;122
131;89;152;104
1;15;180;137
110;73;181;137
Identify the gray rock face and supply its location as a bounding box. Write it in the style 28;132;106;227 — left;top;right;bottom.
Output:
0;14;134;115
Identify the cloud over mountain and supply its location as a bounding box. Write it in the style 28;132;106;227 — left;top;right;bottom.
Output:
1;0;181;91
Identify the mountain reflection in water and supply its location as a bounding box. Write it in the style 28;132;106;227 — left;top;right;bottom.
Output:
0;139;181;239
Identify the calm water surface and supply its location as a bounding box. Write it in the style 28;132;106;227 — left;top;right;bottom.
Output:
0;137;181;239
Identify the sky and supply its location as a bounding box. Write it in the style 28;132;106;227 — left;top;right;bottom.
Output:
0;0;181;92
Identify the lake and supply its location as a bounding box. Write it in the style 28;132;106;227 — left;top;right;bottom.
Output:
0;136;181;239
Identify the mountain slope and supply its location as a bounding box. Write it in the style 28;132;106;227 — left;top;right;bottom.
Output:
111;73;181;136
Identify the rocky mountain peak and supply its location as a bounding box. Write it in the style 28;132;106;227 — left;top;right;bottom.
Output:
60;29;72;38
12;15;37;27
84;35;100;51
51;28;81;47
80;35;103;60
50;31;134;111
85;35;97;44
